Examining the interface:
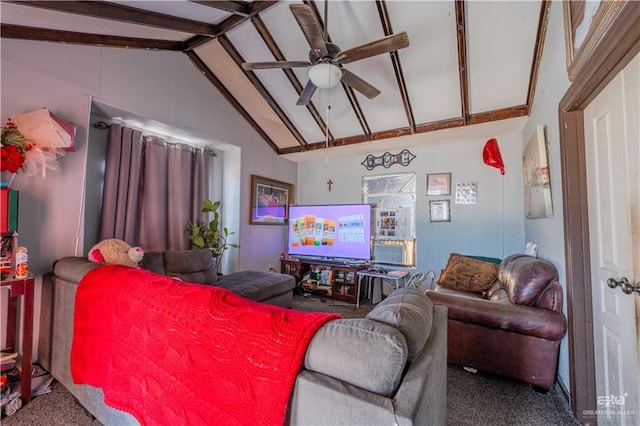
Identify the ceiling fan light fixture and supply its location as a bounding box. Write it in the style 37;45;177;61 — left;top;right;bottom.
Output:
308;63;342;89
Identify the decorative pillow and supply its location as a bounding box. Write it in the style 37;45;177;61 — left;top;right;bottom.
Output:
436;253;498;293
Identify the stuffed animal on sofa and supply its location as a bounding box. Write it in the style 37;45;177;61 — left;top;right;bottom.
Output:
88;239;144;268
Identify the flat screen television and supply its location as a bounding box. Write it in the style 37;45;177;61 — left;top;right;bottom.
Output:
287;204;372;262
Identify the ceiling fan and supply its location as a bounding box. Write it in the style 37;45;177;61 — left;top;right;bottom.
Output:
241;3;410;106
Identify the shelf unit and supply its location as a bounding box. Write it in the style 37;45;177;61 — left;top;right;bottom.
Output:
280;259;363;304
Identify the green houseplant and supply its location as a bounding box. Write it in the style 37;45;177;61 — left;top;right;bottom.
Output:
187;199;238;274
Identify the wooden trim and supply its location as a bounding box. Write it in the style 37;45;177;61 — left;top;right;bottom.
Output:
185;50;280;153
376;0;415;132
190;1;251;17
183;1;278;52
455;0;470;124
11;0;220;36
0;24;184;50
564;1;627;82
558;1;640;422
278;104;525;154
215;1;278;35
526;1;551;115
468;105;528;124
559;109;596;423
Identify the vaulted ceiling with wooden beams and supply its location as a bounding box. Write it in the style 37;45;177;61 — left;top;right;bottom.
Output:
1;1;549;161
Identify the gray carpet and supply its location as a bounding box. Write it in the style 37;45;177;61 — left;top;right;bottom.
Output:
2;293;579;425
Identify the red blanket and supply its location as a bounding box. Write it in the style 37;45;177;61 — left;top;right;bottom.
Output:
71;265;339;425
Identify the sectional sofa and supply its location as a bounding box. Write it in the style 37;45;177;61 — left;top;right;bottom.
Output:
38;251;448;425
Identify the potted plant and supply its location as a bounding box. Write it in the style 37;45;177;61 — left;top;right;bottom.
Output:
187;199;238;274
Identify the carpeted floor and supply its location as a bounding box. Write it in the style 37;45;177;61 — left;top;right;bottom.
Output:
2;293;579;425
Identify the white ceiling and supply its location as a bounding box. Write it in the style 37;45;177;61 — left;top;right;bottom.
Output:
0;1;545;161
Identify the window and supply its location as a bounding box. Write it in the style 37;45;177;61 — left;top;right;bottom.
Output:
363;173;416;266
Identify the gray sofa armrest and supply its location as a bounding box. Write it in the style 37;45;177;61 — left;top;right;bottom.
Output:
305;318;408;396
52;256;101;283
392;305;448;426
289;371;398;426
291;304;448;426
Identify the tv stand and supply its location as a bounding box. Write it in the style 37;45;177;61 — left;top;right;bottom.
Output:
280;258;365;305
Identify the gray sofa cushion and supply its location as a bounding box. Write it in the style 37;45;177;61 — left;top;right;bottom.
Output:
216;270;295;302
163;249;217;284
140;251;166;276
304;318;408;396
366;287;434;360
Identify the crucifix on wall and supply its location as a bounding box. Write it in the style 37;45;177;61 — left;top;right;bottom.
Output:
327;179;334;191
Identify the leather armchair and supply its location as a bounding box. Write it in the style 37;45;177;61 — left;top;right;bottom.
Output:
426;254;566;390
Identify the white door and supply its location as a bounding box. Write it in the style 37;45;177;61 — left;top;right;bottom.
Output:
584;54;640;425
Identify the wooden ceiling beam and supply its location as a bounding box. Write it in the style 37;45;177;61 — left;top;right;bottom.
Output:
183;1;278;52
0;24;185;50
217;35;307;148
455;0;470;124
341;84;372;141
526;1;551;115
278;105;527;154
215;1;278;34
185;50;280;153
376;0;415;133
467;105;528;125
10;1;220;36
189;1;251;17
251;14;335;143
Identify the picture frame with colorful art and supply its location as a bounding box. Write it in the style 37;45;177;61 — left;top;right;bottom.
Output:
250;175;294;225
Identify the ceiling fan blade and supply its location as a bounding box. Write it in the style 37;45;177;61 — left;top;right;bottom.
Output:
242;61;311;71
341;69;381;99
290;4;328;57
337;32;410;64
297;80;318;106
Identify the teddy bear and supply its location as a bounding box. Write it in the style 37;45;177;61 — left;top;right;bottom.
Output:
88;238;144;268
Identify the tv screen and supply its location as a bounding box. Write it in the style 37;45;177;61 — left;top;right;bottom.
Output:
287;204;372;261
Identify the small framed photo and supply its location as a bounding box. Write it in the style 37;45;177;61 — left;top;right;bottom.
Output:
250;175;294;225
429;200;451;223
427;173;451;196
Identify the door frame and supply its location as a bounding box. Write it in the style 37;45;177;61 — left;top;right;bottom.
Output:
558;2;640;424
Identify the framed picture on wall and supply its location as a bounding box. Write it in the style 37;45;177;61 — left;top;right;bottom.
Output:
563;1;626;82
523;125;553;219
250;175;294;225
426;173;451;196
429;200;451;223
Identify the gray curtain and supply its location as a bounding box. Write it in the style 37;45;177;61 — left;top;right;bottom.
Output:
99;124;210;251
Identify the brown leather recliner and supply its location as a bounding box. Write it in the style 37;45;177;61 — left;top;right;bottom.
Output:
426;254;567;390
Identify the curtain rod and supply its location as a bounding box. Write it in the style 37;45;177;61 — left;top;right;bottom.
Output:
91;120;217;157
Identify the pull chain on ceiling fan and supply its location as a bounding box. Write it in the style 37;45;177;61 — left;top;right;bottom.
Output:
242;2;410;106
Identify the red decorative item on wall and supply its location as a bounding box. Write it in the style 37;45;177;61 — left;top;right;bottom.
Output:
483;138;505;175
